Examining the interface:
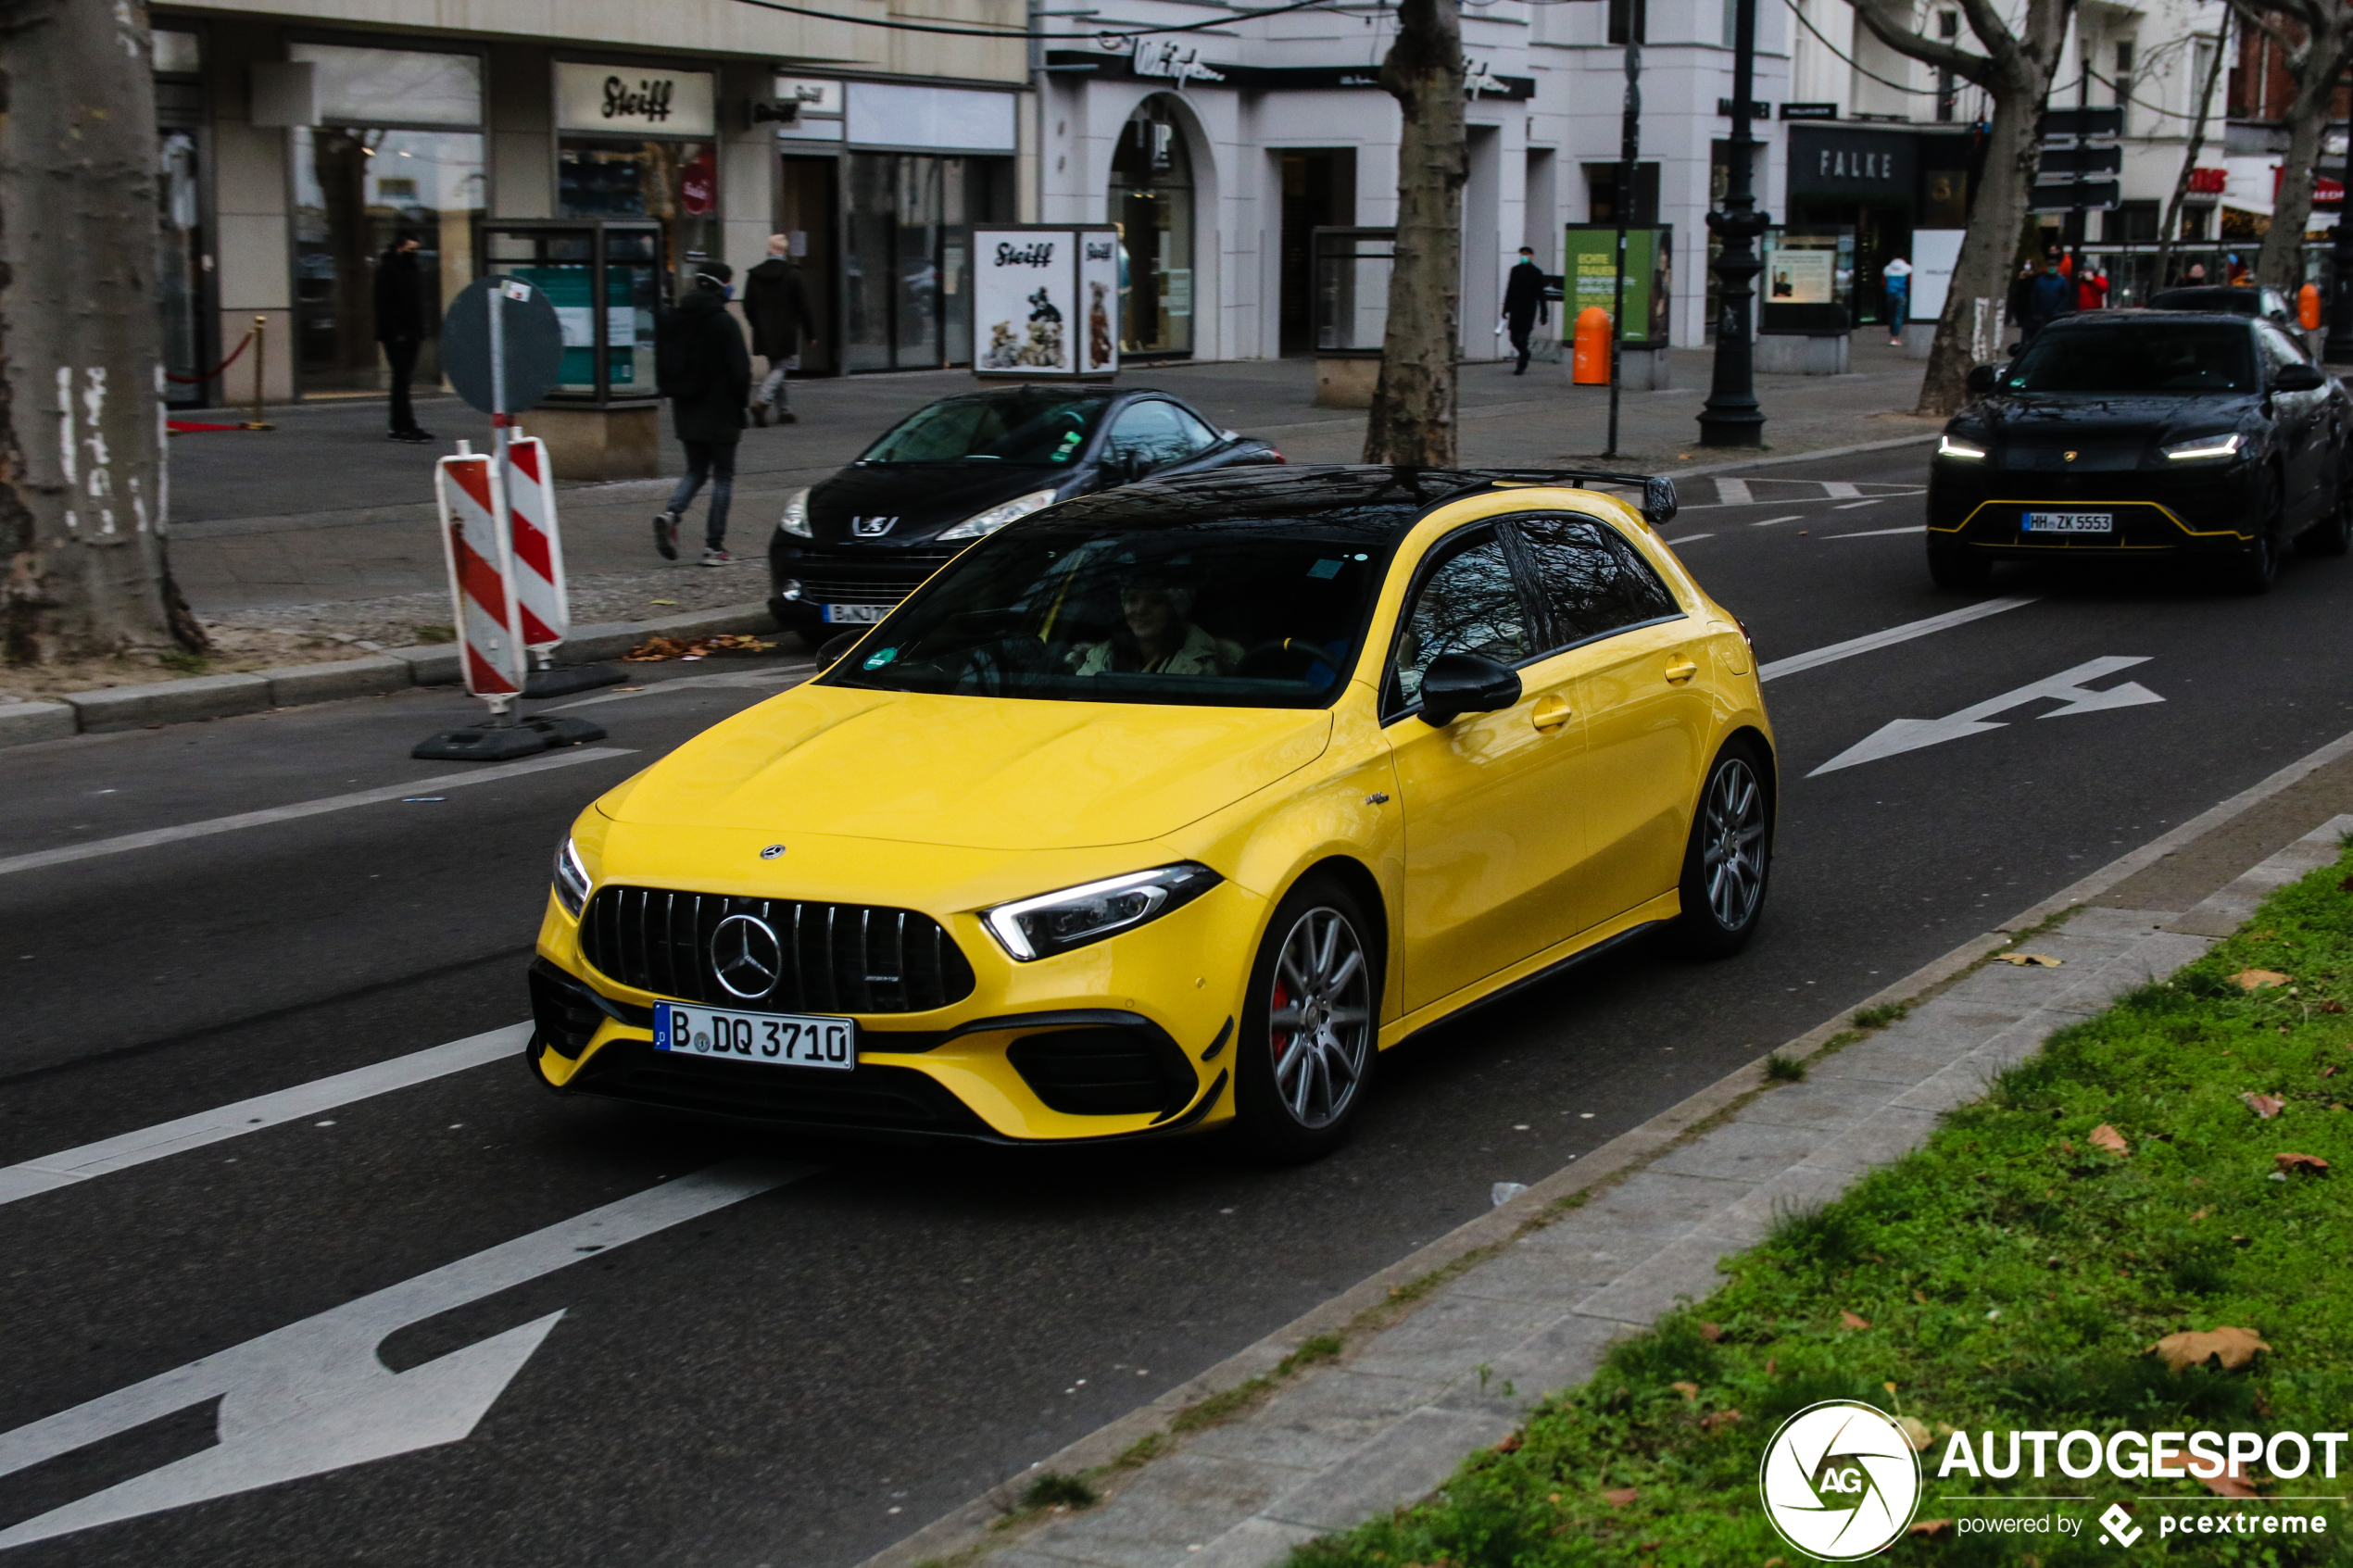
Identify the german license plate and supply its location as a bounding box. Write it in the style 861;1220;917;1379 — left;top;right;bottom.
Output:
653;1001;856;1071
2022;510;2113;534
822;603;887;624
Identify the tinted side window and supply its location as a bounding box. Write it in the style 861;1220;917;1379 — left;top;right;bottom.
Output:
2256;322;2306;370
1389;528;1530;709
1513;516;1681;649
1105;401;1212;469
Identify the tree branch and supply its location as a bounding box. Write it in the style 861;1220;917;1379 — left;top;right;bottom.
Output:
1850;0;1997;83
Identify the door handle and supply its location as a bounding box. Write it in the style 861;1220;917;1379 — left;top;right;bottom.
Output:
1530;695;1573;732
1664;660;1700;684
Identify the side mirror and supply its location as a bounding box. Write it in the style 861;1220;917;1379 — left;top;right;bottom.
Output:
815;631;862;669
1109;449;1149;485
1416;653;1522;727
1642;476;1679;526
2271;362;2327;393
1966;365;1999;395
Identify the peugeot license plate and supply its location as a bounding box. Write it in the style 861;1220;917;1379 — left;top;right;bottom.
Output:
2022;510;2114;534
653;1001;856;1071
822;604;887;624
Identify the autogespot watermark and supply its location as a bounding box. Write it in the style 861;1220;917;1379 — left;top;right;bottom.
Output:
1758;1407;2347;1559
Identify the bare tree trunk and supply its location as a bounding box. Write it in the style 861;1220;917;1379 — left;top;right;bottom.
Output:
2157;27;2230;284
1363;0;1466;468
0;0;198;666
2258;50;2342;285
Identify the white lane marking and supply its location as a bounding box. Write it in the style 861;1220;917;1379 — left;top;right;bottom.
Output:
1809;656;2163;776
1714;478;1753;507
1758;596;2038;684
1833;498;1882;509
1666;533;1716;545
1829;525;1930;539
0;748;636;880
0;1160;812;1550
547;663;814;712
1753;514;1803;527
1821;482;1863;498
0;1025;530;1208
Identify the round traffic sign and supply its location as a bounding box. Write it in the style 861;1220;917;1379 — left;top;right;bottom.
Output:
441;276;566;415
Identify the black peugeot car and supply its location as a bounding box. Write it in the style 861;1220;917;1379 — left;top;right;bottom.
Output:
1927;311;2351;594
767;385;1282;643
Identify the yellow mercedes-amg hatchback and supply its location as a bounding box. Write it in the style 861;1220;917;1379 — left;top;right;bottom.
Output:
527;467;1774;1159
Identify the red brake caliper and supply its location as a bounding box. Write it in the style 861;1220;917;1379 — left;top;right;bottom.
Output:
1271;980;1291;1065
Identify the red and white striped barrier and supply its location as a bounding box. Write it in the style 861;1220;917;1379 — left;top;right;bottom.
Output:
504;436;569;653
434;453;526;700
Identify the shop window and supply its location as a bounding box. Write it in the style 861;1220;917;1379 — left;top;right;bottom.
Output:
1584;162;1659;226
558;138;719;282
292;127;484;395
289;42;481;126
153;29;201;75
2107;202;2159;244
1607;0;1646;45
1111;99;1197;358
158;130;204;406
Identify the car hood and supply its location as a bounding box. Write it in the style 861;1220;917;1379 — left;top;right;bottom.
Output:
1968;395;2259;470
808;464;1077;546
603;684;1335;850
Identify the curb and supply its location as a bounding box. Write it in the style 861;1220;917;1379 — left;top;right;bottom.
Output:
857;718;2353;1568
0;601;786;750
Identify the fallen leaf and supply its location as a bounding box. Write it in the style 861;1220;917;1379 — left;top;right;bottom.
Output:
1841;1311;1871;1330
2192;1208;2208;1221
2150;1326;2271;1373
2089;1123;2130;1156
1548;1492;1563;1503
1764;1560;1786;1568
1996;952;2063;967
1493;1431;1523;1453
1602;1486;1639;1508
1699;1409;1743;1435
2233;969;2292;991
2057;1140;2076;1155
2274;1152;2330;1175
1909;1519;1954;1537
2323;999;2347;1014
2243;1092;2286;1119
1913;1288;1930;1304
1765;1356;1776;1376
622;633;777;662
1671;1381;1699;1400
2200;1461;2262;1498
1895;1415;1933;1451
648;598;679;606
1699;1322;1722;1343
2325;1067;2340;1078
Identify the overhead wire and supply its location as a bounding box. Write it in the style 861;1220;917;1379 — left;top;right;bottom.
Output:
729;0;1351;43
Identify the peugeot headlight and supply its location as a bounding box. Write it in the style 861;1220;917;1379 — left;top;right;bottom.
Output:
2162;433;2244;462
939;488;1057;541
1936;434;1988;460
779;487;812;537
982;863;1222;961
552;834;593;917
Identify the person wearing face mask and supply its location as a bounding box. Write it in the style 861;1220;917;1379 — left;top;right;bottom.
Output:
651;261;751;566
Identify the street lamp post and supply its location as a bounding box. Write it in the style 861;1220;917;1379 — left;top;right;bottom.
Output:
1604;39;1640;456
1698;0;1766;445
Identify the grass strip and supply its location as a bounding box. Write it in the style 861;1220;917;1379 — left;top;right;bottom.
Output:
1289;845;2353;1567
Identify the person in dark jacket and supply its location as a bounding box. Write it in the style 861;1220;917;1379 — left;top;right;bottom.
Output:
1499;246;1550;375
373;233;433;443
743;234;816;426
652;262;752;566
2017;256;2074;345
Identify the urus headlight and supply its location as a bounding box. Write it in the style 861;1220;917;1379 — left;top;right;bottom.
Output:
2162;433;2244;462
779;487;812;536
553;834;593;917
939;488;1057;541
1936;434;1988;460
982;863;1222;961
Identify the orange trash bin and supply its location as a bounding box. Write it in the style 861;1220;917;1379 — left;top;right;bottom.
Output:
1572;306;1613;384
2299;282;2322;331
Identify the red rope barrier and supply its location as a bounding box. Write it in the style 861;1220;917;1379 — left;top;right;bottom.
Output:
164;330;253;385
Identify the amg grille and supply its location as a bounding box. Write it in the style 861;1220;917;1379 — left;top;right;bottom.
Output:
580;886;975;1014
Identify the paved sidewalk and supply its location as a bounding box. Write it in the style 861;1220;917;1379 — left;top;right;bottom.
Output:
869;804;2353;1568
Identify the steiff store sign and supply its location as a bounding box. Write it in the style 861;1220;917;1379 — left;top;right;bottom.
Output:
556;63;716;137
1788;125;1917;198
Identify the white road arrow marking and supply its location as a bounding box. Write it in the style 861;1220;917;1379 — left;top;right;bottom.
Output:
0;1160;811;1549
1808;656;2164;776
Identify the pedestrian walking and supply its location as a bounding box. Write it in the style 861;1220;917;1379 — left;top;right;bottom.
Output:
743;234;816;426
1499;246;1549;375
2017;256;2074;345
373;232;434;444
1881;256;1912;346
652;261;751;567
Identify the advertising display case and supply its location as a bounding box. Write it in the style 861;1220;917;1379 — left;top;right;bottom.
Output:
483;220;664;407
971;225;1120;378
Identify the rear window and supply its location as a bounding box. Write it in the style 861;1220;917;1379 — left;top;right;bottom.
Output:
2002;324;2256;395
859;395;1107;466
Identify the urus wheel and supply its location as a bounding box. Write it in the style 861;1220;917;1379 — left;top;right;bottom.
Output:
1236;875;1379;1161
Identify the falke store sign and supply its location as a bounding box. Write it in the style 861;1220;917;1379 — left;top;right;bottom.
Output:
1789;125;1917;198
555;62;716;137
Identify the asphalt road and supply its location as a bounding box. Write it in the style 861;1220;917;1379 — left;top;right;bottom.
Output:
7;442;2353;1568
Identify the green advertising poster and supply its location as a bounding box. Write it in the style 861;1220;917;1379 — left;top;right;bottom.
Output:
1561;225;1672;347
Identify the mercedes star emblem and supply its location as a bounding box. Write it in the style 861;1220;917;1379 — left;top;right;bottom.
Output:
760;844;786;859
2065;450;2078;461
711;913;784;998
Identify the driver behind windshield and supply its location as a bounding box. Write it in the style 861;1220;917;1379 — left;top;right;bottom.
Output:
1070;567;1244;676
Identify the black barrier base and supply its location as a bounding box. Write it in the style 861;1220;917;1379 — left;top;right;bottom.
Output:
523;663;626;699
410;712;609;762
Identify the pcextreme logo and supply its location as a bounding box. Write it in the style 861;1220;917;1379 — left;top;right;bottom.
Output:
1759;1400;1922;1560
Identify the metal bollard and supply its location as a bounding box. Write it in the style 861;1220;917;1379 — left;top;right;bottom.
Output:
242;314;275;431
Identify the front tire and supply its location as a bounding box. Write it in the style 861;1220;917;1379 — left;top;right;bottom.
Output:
1673;742;1773;958
2232;469;2284;593
1235;874;1381;1163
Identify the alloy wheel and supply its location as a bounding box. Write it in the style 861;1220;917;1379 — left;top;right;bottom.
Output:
1701;758;1768;931
1266;908;1373;1130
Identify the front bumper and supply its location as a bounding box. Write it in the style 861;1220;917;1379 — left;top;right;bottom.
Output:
766;540;958;638
1926;464;2259;556
525;872;1255;1145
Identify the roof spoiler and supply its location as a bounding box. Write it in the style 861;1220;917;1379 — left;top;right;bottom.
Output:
1468;470;1680;528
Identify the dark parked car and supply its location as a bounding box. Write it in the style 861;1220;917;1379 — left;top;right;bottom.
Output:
2145;284;2296;327
767;385;1282;642
1927;312;2350;594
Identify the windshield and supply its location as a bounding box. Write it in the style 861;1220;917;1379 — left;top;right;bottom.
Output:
824;522;1386;709
858;395;1108;465
2002;325;2257;395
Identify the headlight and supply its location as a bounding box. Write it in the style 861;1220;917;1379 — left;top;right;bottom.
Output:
779;487;812;537
938;488;1057;541
1936;434;1987;460
982;862;1222;961
2162;433;2244;462
552;834;593;917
